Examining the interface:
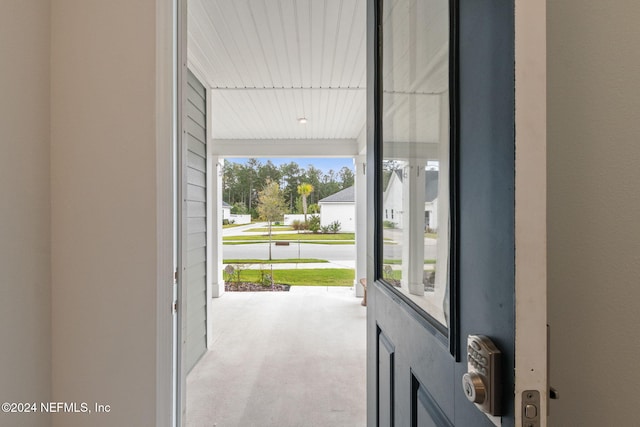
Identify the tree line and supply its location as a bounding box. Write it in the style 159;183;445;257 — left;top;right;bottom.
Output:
223;159;354;218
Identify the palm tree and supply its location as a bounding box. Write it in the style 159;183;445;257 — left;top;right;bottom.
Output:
297;182;314;222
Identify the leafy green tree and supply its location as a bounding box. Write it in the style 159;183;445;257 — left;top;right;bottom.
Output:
245;158;261;212
297;182;314;222
279;162;302;211
258;160;282;186
231;202;248;215
223;159;354;214
257;180;287;260
339;166;355;188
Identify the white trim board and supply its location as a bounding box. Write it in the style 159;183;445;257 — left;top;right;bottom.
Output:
514;0;548;424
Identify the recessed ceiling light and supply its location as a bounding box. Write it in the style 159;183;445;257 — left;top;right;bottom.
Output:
298;117;308;124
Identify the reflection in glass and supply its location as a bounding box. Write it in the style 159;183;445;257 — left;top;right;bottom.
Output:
381;0;449;326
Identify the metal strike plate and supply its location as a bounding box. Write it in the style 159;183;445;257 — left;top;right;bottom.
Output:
522;390;540;427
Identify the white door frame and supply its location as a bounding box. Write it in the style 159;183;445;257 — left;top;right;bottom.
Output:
514;0;548;423
159;0;548;424
153;0;180;426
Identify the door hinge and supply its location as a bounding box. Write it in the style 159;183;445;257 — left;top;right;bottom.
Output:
174;270;178;283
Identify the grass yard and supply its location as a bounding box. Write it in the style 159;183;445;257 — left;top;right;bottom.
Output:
231;268;355;287
243;226;295;232
224;232;355;241
223;258;328;264
223;240;354;245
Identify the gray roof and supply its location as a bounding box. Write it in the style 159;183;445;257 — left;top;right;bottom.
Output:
391;169;439;203
424;170;439;203
319;186;355;203
222;201;232;208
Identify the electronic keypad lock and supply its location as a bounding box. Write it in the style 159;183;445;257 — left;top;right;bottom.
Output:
462;335;502;416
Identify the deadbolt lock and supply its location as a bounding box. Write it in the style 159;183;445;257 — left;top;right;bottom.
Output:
462;372;486;404
463;335;502;416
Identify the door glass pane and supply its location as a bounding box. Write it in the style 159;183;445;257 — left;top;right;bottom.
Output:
381;0;450;327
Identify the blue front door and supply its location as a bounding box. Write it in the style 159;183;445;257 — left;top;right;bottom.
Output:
367;0;517;425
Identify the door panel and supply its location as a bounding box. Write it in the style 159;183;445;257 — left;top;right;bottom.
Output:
367;0;517;425
412;373;454;427
377;328;395;427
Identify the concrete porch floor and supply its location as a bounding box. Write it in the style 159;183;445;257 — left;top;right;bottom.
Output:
185;286;367;427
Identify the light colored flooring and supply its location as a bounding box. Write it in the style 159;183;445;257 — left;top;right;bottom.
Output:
185;286;367;427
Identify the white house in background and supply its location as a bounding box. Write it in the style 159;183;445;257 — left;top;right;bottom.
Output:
318;186;355;232
222;201;252;224
222;201;231;220
383;169;439;230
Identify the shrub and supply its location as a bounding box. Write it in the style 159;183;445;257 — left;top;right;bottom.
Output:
222;219;229;225
232;264;246;283
223;264;235;282
307;215;321;233
383;264;401;287
329;220;341;234
258;264;273;287
262;273;273;287
383;220;396;229
320;225;331;234
292;219;308;232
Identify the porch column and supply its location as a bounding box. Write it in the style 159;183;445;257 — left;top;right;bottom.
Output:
401;159;427;296
209;155;224;298
354;155;367;297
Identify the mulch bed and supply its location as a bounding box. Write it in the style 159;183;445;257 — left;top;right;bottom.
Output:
225;282;291;292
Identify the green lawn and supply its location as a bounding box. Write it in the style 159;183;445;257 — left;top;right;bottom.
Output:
384;270;402;281
223;258;328;264
224;232;355;241
243;226;294;232
223;240;354;245
230;268;355;287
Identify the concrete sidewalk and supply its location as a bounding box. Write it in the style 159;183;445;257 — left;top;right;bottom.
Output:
185;287;366;427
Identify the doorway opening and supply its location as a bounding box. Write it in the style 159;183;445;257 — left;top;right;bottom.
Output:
179;1;368;424
184;153;367;425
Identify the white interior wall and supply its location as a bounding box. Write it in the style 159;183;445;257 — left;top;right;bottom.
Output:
0;2;52;426
548;1;640;425
50;1;171;426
